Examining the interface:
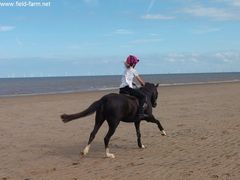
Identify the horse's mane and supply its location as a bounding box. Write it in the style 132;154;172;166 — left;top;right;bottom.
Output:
140;82;155;96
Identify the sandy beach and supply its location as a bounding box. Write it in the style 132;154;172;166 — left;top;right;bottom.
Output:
0;82;240;180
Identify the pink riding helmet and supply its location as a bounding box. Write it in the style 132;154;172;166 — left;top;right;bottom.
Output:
125;55;139;66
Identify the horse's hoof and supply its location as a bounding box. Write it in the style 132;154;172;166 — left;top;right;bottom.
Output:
161;130;167;136
81;145;90;156
141;144;146;149
61;114;70;123
80;151;85;156
106;153;115;159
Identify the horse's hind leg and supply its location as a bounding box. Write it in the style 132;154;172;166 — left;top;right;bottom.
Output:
104;119;119;158
81;110;105;156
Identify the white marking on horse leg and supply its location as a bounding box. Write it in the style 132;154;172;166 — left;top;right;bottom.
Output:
82;144;91;156
105;148;115;158
161;130;167;136
141;144;146;149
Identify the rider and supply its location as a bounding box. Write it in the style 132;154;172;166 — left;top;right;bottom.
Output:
119;55;148;119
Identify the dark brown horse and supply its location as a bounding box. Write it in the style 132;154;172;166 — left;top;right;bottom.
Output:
61;82;166;158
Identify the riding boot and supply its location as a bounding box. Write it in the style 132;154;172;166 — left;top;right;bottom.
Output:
137;106;148;119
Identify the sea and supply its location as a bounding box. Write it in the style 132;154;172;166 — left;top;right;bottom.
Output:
0;72;240;97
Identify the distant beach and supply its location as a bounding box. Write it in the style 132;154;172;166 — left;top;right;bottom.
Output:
0;72;240;97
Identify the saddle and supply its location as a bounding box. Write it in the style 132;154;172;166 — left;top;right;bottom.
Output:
122;93;138;101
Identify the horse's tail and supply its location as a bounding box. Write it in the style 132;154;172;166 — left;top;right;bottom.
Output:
61;99;102;123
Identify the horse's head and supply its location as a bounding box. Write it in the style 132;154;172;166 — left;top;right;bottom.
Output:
144;82;159;108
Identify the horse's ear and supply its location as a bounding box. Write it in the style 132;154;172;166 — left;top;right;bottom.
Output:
155;83;159;87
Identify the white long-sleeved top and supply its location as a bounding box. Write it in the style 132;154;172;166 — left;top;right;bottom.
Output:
120;67;139;88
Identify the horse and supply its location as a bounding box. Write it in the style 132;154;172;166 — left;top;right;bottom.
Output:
61;82;166;158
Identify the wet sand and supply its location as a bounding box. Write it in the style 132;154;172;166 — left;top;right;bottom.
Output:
0;82;240;180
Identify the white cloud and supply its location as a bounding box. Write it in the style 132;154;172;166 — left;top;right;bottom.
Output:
165;53;200;63
129;38;162;44
231;0;240;7
192;26;221;34
104;28;134;37
142;1;240;21
214;0;240;7
214;51;240;62
142;14;175;20
164;51;239;65
182;5;237;20
0;25;15;32
113;29;133;35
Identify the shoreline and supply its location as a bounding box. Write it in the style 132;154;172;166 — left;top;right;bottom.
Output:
1;79;240;98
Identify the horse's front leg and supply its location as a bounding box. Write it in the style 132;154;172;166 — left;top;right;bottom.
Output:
146;115;166;136
134;121;145;149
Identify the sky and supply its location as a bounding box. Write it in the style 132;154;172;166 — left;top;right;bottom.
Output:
0;0;240;77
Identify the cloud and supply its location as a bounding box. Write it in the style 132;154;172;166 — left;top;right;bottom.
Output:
163;51;240;65
140;52;240;74
113;29;133;35
231;0;240;7
192;26;221;34
214;51;240;62
104;29;134;37
165;53;200;63
0;25;15;32
141;14;175;20
129;38;162;44
142;1;240;21
142;51;240;73
182;5;238;20
214;0;240;7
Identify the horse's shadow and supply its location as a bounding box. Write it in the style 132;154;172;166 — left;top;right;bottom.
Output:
41;138;140;160
43;141;104;159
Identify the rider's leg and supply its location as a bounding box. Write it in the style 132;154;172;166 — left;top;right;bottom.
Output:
129;88;148;118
